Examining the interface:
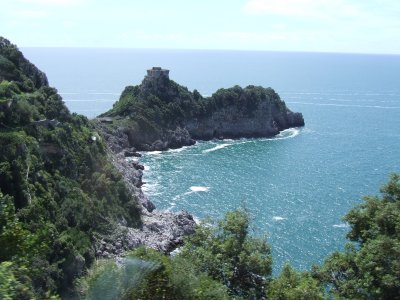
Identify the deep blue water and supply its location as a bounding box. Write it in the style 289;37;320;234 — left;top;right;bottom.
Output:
23;48;400;273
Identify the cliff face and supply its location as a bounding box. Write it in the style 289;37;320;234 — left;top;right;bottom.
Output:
186;98;304;140
99;68;304;151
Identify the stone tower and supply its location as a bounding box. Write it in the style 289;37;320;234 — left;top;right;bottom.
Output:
145;67;170;80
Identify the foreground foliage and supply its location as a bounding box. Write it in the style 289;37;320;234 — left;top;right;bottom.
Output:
180;209;272;299
317;173;400;299
81;174;400;300
0;37;141;298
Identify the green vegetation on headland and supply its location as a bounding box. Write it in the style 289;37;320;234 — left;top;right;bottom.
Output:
0;38;399;299
98;67;304;151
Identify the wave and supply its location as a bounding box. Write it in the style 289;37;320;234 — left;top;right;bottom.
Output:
273;128;300;140
333;223;349;228
141;182;159;193
190;186;210;192
166;145;191;153
146;151;163;155
272;216;287;221
172;186;210;201
125;157;139;163
203;143;231;153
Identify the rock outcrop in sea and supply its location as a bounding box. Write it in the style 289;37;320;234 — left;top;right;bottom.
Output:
97;67;305;151
93;67;305;256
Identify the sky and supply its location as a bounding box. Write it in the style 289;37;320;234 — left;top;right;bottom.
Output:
1;0;400;54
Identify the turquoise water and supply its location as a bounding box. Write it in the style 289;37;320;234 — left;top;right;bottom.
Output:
22;48;400;272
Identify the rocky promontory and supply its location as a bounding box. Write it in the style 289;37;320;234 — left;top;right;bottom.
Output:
92;67;305;256
97;67;304;151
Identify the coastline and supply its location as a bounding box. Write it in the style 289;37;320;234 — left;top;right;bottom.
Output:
93;125;303;259
93;132;196;259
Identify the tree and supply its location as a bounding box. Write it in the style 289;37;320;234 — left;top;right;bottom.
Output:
180;209;272;298
267;264;326;300
317;174;400;299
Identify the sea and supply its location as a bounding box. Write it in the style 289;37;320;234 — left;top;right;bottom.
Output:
22;48;400;273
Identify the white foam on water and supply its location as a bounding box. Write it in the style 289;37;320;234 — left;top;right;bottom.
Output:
125;157;139;163
147;151;163;155
142;182;159;193
190;186;210;192
143;165;150;171
203;143;231;153
172;186;210;200
272;216;287;221
274;128;300;140
167;146;190;153
333;223;349;228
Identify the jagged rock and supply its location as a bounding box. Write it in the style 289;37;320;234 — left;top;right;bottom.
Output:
132;161;144;170
94;209;196;259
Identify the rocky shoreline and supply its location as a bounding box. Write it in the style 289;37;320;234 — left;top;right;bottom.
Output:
93;128;196;258
93;68;305;257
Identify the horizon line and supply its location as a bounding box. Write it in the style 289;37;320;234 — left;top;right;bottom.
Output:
19;46;400;57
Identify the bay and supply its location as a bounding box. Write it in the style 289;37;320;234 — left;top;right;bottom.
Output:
22;48;400;272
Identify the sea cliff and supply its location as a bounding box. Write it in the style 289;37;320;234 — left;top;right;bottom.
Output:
97;67;304;151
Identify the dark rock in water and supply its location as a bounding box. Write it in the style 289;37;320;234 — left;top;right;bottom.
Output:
141;197;156;212
132;161;145;170
152;139;168;151
124;150;142;157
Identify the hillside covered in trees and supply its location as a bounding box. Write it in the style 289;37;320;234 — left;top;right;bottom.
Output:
0;37;142;298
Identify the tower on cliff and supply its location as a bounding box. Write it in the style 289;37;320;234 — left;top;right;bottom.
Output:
145;67;170;80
